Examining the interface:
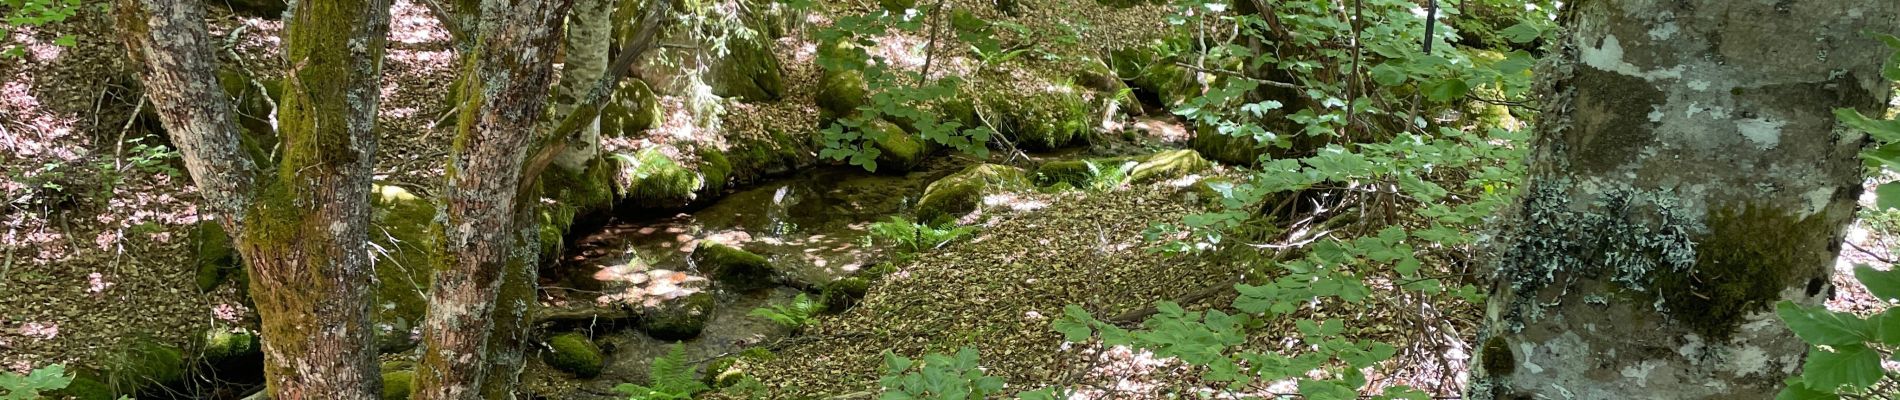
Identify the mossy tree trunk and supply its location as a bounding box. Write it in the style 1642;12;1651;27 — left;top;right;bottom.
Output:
549;0;615;172
116;0;393;398
1467;1;1898;399
410;0;571;398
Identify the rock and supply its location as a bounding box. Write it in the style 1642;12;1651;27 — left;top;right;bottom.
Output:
1190;121;1269;165
641;292;716;340
980;82;1091;151
191;221;241;292
710;33;784;102
691;243;776;290
1129;149;1212;183
913;164;1032;226
200;328;260;362
697;146;734;196
865;119;927;173
602;79;661;137
380;370;415;400
48;376;115;400
817;69;868;120
819;277;870;313
106;340;186;396
616;148;706;208
368;185;437;353
544;332;605;378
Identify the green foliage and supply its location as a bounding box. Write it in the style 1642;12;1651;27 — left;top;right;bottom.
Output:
615;344;709;400
1781;41;1900;398
0;364;72;400
545;332;605;378
2;0;82;58
815;7;995;171
748;293;821;332
868;216;976;253
875;348;1005;400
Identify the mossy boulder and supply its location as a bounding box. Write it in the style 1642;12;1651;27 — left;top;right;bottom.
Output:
865;119;927;173
641;292;717;340
616;148;706;208
200;328;261;361
980;83;1091;151
544;332;605;378
380;370;416;400
48;376;116;400
726;127;812;180
103;340;186;396
697;146;734;195
817;69;868;120
1129;149;1212;183
369;184;439;353
710;33;784;102
603;79;662;137
691;243;776;290
914;164;1032;226
1190;122;1269;165
215;66;283;165
1130;63;1198;108
819;277;871;313
191;221;242;292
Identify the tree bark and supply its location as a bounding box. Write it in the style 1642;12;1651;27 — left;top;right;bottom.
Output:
116;0;392;398
411;0;572;397
1468;1;1899;399
549;0;615;172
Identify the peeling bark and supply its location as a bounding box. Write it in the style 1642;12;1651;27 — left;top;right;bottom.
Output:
1468;1;1899;399
550;0;615;172
411;0;572;397
115;0;392;398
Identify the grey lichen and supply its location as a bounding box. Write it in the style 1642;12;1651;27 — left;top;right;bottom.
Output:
1490;179;1698;330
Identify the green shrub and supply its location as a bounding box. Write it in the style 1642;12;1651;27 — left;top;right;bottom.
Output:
868;216;977;253
748;293;820;333
876;348;1004;399
1;364;73;400
614;344;708;400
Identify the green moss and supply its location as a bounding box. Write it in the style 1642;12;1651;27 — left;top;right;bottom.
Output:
544;332;604;378
1129;149;1212;183
1131;63;1197;108
617;148;705;208
1650;204;1828;340
1190;121;1268;165
817;69;868;120
105;340;185;395
1479;336;1515;377
201;328;260;361
1033;160;1093;188
692;243;776;290
914;164;1031;226
380;370;416;400
820;277;871;313
698;146;734;195
48;376;116;400
711;33;784;102
192;221;241;292
642;292;717;340
866;119;927;173
604;79;662;137
368;184;439;353
980;83;1090;151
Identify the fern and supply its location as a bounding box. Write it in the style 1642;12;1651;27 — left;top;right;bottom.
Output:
614;344;708;400
748;293;820;331
0;364;72;400
1081;160;1137;192
868;216;977;253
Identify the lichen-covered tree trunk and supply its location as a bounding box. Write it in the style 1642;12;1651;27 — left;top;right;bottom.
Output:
549;0;614;172
1467;1;1899;399
116;0;392;398
411;0;571;397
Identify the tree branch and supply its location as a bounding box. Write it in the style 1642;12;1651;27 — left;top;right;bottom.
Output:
517;0;671;194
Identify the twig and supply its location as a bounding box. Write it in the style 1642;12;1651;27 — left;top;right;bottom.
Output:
518;0;671;194
415;0;471;47
1171;62;1302;90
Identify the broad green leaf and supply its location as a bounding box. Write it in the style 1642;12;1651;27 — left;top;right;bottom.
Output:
1879;183;1900;212
1853;264;1900;301
1776;380;1841;400
1052;305;1095;342
1422;78;1469;102
1800;343;1882;392
1776;301;1873;345
1876;307;1900;345
1499;22;1543;44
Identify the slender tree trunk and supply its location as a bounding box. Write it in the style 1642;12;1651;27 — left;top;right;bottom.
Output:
411;0;571;397
1468;1;1898;399
116;0;392;398
550;0;614;172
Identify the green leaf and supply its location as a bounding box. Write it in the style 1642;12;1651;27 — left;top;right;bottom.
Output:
1875;308;1900;345
1499;22;1543;44
1052;305;1096;342
1776;301;1874;346
1853;264;1900;301
1877;183;1900;211
1777;378;1842;400
1422;78;1469;102
1800;343;1882;392
1837;108;1900;143
1369;63;1408;86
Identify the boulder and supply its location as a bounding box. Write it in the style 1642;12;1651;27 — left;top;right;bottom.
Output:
817;69;868;120
1129;149;1212;183
640;292;716;340
913;164;1032;226
819;277;870;314
368;185;438;353
980;83;1091;151
691;242;776;290
710;33;784;102
544;332;605;378
865;119;927;173
380;370;415;400
602;79;661;137
616;148;706;208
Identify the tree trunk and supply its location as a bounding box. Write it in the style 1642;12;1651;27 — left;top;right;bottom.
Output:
116;0;392;398
550;0;615;172
1468;1;1898;399
411;0;571;397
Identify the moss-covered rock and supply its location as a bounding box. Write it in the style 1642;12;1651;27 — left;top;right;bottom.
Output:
48;376;116;400
817;69;868;120
103;340;186;396
1033;160;1095;188
1131;63;1198;108
616;148;706;208
1129;149;1212;183
641;292;717;340
819;277;871;313
1190;122;1269;165
380;370;416;400
697;146;734;195
979;83;1091;151
191;221;241;292
710;33;784;102
692;242;776;290
914;164;1032;226
368;184;438;353
864;119;927;173
544;332;605;378
200;328;260;362
603;79;662;137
